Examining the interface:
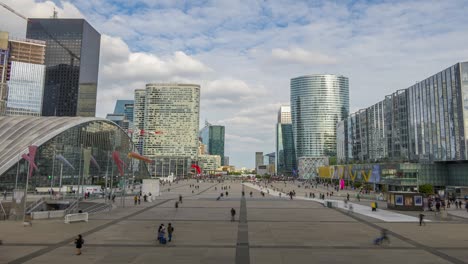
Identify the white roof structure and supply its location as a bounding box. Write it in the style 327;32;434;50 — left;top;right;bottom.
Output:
0;116;116;176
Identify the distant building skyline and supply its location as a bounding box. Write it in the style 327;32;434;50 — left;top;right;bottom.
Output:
106;99;134;130
199;122;225;165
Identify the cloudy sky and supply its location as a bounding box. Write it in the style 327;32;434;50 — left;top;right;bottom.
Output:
1;0;468;168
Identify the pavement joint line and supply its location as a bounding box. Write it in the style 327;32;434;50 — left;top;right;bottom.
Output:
4;242;468;251
334;208;466;264
7;182;219;264
235;188;250;264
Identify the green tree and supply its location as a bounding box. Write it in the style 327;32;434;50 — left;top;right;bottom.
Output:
418;184;434;195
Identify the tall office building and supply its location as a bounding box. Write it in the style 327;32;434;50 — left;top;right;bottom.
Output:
278;105;291;123
0;32;46;116
26;19;101;117
276;105;296;175
199;122;225;165
134;83;200;177
291;74;349;158
255;152;263;170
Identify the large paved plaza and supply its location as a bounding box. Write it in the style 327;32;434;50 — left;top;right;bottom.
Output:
1;180;468;264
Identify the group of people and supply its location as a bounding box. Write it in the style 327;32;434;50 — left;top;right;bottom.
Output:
157;223;175;244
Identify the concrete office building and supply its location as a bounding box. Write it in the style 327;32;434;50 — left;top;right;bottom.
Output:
255;152;263;171
134;83;200;177
26;19;101;117
0;32;46;116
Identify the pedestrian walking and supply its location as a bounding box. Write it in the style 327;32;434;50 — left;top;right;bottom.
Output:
419;213;425;226
159;224;167;244
3;190;6;200
230;208;236;221
74;234;84;255
144;194;147;202
374;229;390;245
226;191;229;197
250;191;253;197
167;223;174;242
179;195;183;204
138;196;141;205
347;193;350;201
134;195;138;205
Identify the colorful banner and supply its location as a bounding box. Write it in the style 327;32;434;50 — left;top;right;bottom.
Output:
56;154;75;170
191;164;201;174
90;155;100;171
21;145;38;177
112;151;125;176
127;152;152;163
82;148;91;178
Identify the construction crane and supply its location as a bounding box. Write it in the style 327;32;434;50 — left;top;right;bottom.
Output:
0;1;80;63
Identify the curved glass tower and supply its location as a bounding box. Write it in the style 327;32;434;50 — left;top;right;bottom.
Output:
290;74;349;158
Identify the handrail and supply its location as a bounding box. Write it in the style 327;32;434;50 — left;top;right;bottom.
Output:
0;200;6;220
26;197;45;214
65;200;79;214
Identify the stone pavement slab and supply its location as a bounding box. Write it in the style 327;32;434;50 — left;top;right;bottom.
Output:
248;221;413;247
377;223;468;248
84;220;238;246
250;248;453;264
22;246;236;264
0;246;46;264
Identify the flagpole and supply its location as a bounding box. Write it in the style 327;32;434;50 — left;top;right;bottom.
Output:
22;161;30;224
50;149;56;199
104;151;110;203
59;163;63;194
15;155;20;190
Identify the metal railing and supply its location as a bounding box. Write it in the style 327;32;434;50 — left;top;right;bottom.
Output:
26;197;45;214
0;200;6;220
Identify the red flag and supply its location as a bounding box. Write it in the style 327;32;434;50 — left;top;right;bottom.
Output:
191;164;201;174
139;129;145;136
155;131;163;134
21;145;38;178
112;151;125;176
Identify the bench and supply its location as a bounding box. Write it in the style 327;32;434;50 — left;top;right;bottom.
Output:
64;212;88;224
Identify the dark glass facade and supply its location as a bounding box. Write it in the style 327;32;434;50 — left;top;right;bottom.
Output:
199;125;225;165
276;123;296;175
26;19;100;117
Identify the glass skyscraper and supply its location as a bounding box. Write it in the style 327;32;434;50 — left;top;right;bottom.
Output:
26;19;101;117
290;74;349;158
276;105;296;175
199;123;225;165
